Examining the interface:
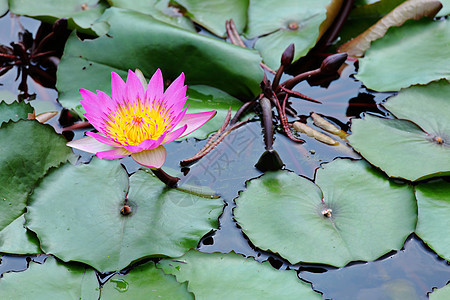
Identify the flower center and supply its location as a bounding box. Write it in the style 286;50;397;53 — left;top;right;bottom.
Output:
132;116;144;125
104;100;172;146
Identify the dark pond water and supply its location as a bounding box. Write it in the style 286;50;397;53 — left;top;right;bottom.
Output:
1;13;449;299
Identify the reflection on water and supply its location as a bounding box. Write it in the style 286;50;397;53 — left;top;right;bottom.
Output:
300;235;450;299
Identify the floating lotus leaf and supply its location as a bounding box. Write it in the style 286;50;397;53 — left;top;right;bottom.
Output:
9;0;108;35
0;256;99;299
26;158;223;272
0;215;41;254
348;116;450;181
348;81;450;181
383;80;450;135
100;261;193;299
0;120;74;254
108;0;195;30
356;19;450;91
245;0;334;69
159;250;321;299
56;8;263;120
0;101;33;126
430;284;450;300
437;0;450;17
0;0;7;16
234;158;416;267
415;179;450;261
173;0;248;37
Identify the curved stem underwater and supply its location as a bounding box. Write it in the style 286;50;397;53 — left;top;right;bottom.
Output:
151;168;180;188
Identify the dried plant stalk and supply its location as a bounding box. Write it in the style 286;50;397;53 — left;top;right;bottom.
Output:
311;112;348;138
28;111;58;123
292;121;338;146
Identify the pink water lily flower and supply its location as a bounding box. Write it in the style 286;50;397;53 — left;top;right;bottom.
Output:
67;69;216;168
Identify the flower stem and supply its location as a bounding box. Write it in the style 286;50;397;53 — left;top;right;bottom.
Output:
152;168;180;188
230;101;256;126
281;68;321;91
260;97;274;151
317;0;354;48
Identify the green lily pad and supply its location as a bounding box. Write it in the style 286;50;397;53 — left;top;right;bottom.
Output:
57;7;263;116
384;80;450;135
0;0;7;17
234;158;416;267
9;0;109;35
0;256;99;299
348;81;450;181
0;101;33;126
415;179;450;261
100;261;193;299
430;284;450;300
159;250;321;299
0;214;41;254
0;120;74;254
173;0;248;37
356;19;450;92
108;0;195;31
245;0;330;69
26;158;223;272
348;115;450;181
437;0;450;17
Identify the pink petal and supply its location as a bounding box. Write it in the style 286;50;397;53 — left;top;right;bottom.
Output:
122;132;167;153
163;73;185;107
169;105;187;129
81;101;102;119
145;68;164;102
96;90;116;110
122;143;145;153
166;86;188;114
79;88;98;105
83;90;117;134
80;89;103;117
79;92;109;136
111;72;126;102
162;124;187;144
96;147;131;159
131;145;167;169
86;132;121;147
66;136;115;154
177;110;217;138
126;70;145;105
81;108;104;133
139;132;167;150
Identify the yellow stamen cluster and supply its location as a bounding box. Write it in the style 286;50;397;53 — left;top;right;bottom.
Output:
105;101;171;145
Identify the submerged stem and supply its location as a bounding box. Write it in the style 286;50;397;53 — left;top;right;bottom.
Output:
152;168;180;188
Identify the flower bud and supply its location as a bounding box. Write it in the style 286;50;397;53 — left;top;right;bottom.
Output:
320;53;347;74
281;43;295;66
